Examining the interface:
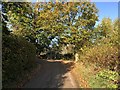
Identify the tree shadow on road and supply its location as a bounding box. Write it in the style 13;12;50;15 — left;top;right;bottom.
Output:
53;61;76;88
43;60;76;88
24;59;77;88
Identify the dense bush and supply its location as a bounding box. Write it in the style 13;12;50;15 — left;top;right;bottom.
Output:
2;34;36;87
77;43;119;88
80;44;118;71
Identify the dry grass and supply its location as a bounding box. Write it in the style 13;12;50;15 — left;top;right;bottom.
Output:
72;62;90;88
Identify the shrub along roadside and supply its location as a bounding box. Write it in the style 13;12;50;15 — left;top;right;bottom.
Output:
2;34;36;88
76;44;119;88
80;44;118;71
73;62;119;88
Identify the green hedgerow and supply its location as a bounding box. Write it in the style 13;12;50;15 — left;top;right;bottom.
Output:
2;34;36;87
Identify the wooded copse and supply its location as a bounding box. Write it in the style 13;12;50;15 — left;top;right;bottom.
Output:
2;1;119;88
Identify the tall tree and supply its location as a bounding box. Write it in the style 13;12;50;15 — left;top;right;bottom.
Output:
6;2;34;36
4;1;99;56
35;1;98;56
97;17;113;38
112;18;119;45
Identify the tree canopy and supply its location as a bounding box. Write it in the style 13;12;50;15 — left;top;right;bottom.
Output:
34;2;98;53
2;1;99;54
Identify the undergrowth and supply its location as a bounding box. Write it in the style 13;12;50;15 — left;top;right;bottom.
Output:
76;43;119;88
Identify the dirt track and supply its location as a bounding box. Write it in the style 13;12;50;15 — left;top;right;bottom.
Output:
23;59;79;88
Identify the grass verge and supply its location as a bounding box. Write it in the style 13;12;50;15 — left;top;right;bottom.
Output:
72;62;119;88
